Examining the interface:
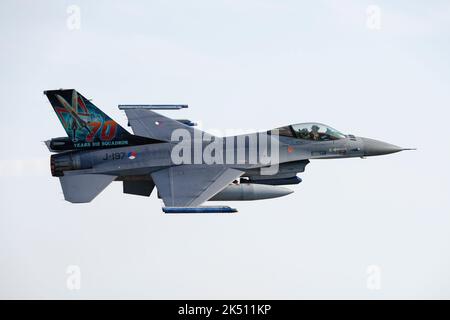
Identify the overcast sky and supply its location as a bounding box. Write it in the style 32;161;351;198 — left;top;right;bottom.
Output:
1;0;450;299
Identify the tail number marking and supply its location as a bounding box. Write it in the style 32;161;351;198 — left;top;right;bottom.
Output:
102;152;125;161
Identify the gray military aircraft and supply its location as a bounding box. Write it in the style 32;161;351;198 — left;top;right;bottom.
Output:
45;89;412;213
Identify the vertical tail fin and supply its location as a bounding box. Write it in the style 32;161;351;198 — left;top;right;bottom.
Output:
45;89;132;148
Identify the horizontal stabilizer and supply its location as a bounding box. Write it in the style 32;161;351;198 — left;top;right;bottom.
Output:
59;174;117;203
162;206;237;214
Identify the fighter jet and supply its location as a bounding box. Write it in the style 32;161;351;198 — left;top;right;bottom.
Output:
45;89;413;213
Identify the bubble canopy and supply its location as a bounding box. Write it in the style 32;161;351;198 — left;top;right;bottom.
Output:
271;123;347;141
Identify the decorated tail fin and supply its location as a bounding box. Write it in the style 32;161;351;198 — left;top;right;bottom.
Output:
45;89;165;151
45;89;131;146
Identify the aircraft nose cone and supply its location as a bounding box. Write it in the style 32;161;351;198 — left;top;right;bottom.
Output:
361;137;404;156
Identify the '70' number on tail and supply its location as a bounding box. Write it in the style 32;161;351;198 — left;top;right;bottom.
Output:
86;120;117;142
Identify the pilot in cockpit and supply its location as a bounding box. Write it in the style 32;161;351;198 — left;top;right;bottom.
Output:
298;128;309;139
310;125;320;140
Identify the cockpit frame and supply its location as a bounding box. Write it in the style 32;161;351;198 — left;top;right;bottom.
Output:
270;123;346;142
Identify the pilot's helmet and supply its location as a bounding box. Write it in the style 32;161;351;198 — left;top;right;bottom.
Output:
311;125;320;132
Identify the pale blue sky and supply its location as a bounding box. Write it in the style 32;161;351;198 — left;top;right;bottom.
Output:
1;0;450;298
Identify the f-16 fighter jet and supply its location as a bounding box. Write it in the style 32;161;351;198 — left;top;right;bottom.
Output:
45;89;413;213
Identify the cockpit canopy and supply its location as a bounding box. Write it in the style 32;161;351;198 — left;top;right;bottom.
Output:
271;123;346;141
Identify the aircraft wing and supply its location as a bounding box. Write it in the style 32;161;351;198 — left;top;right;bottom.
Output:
124;109;204;141
151;165;244;207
